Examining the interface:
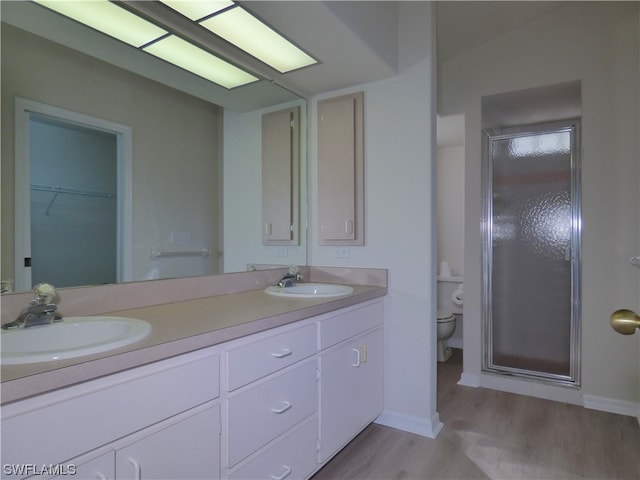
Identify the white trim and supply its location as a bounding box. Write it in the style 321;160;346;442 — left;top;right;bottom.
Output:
479;372;583;405
13;97;133;289
583;394;640;419
14;99;31;291
374;410;444;439
457;372;481;387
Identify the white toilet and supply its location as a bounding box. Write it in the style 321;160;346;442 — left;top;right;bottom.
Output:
436;279;463;362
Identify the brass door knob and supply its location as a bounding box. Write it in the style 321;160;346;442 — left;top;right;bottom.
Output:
610;309;640;335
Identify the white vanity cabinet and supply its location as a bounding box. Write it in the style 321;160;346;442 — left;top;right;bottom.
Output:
2;297;386;480
114;403;220;480
47;403;220;480
1;349;222;480
223;323;319;480
317;301;384;463
48;448;114;480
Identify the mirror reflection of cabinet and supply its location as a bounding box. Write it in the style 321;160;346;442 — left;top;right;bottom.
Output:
317;92;364;245
262;107;300;246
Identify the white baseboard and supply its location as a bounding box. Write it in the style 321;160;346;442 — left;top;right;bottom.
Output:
457;372;480;387
583;394;640;419
375;410;444;439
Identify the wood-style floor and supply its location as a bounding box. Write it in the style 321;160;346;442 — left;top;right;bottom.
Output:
312;349;639;480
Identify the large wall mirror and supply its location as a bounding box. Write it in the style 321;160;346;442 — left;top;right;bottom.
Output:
1;1;308;293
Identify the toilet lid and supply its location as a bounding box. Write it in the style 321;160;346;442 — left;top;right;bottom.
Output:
437;310;455;322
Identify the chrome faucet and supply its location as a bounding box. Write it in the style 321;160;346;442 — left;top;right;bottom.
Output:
2;283;63;330
276;266;302;288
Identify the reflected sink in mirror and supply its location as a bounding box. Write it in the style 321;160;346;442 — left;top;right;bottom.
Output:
1;316;151;365
264;283;354;298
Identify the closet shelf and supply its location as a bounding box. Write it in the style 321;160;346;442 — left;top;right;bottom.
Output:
30;184;116;198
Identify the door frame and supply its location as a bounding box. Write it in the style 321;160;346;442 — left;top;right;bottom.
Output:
14;97;133;290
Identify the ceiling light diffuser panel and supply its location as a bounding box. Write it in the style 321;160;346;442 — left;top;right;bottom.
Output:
34;0;168;48
143;36;258;89
161;0;234;21
199;6;317;73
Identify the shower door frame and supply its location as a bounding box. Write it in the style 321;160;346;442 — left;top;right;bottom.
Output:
481;119;582;386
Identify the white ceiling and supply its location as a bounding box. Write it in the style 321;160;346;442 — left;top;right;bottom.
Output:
242;1;400;95
3;1;571;110
246;1;569;96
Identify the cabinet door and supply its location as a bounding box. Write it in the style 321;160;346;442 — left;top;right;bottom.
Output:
49;450;114;480
262;106;300;245
319;327;383;462
317;92;364;245
115;404;220;480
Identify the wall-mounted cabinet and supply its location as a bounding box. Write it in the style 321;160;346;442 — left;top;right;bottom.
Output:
262;106;300;245
317;92;364;245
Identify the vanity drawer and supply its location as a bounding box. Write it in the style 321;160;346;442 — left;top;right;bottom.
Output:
229;415;318;480
318;300;383;350
226;323;316;391
227;359;317;467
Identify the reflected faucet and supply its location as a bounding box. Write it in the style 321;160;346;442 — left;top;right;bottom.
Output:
276;266;302;288
2;283;63;330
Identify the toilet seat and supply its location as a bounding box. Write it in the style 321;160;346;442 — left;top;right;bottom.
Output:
437;310;455;322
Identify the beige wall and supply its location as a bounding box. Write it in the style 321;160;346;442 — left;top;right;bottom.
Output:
440;2;639;409
1;25;222;285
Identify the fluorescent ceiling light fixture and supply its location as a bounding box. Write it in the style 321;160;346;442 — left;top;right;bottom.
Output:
143;36;258;88
33;0;167;48
200;6;317;73
161;0;233;21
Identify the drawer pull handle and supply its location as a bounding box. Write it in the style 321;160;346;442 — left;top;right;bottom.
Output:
128;457;142;480
271;401;292;414
270;465;292;480
96;474;107;480
352;347;361;367
271;348;293;359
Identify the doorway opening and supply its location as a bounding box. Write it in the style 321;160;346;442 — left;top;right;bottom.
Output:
14;98;132;290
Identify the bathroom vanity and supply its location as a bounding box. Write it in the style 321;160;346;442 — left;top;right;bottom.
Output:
1;279;385;480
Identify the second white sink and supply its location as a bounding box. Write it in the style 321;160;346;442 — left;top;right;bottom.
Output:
264;283;354;298
1;316;152;365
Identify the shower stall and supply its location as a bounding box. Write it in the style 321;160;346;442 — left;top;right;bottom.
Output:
482;120;581;386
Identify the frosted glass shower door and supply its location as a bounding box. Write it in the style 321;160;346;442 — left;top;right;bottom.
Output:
484;124;580;384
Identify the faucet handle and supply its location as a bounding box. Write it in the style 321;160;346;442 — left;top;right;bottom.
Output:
32;283;57;304
287;265;302;282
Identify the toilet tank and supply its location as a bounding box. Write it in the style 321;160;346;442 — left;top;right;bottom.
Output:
437;276;463;315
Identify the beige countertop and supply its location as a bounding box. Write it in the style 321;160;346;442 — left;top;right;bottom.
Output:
1;284;386;405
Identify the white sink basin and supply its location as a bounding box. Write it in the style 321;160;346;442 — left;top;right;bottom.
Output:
1;316;152;365
264;283;354;298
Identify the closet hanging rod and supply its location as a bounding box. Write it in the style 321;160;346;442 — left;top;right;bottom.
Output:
30;184;116;199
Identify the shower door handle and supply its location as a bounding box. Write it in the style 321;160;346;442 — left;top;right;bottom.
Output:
610;309;640;335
